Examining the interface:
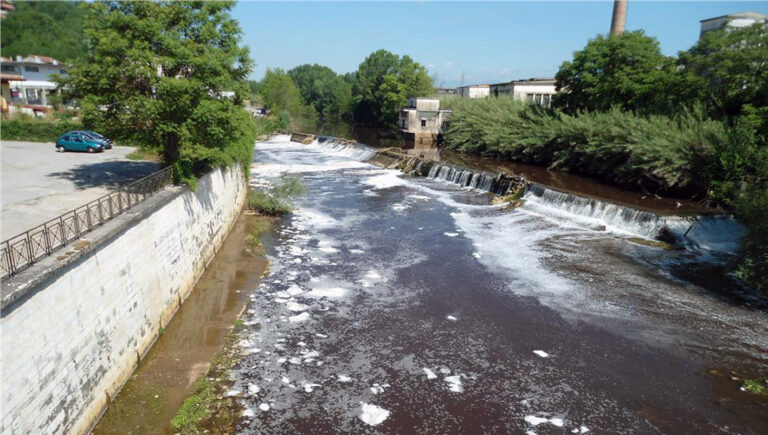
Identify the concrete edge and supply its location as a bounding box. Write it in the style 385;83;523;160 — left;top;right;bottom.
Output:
0;186;186;315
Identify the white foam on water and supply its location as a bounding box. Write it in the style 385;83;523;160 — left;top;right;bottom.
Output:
286;301;309;312
444;375;463;392
224;389;240;397
525;415;565;427
308;287;348;298
288;312;310;323
362;171;407;190
533;350;550;358
446;315;458;321
286;285;304;296
242;408;255;418
337;374;353;382
392;203;409;211
349;249;364;254
365;270;382;280
524;416;549;426
423;368;437;379
359;403;391;426
303;382;322;392
247;383;260;395
444;232;459;237
259;403;270;411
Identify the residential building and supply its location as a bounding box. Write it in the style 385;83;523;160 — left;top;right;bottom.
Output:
0;55;66;109
1;0;14;20
489;78;557;107
699;12;768;38
399;97;452;145
457;84;490;99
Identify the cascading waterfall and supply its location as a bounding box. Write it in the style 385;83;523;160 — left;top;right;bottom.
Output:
419;162;517;195
523;183;744;252
273;133;744;253
313;136;378;161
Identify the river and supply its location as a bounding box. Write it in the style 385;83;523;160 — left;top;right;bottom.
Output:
230;135;767;433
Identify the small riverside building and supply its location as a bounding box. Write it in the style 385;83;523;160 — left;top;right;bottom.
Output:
399;97;452;145
489;78;557;107
456;84;490;99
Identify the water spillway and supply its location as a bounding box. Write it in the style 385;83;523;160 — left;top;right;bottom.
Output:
309;135;744;253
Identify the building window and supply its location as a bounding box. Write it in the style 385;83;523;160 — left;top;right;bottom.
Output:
543;94;551;107
421;120;426;127
24;66;39;72
1;65;15;72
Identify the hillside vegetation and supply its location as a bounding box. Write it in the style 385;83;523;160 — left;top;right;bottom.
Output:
1;1;87;61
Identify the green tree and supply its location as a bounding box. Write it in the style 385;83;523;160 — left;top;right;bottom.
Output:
678;23;768;125
553;31;680;114
288;64;353;122
352;49;434;126
259;68;316;130
0;1;88;61
63;1;256;185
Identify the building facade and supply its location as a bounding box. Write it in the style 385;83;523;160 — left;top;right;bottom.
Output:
457;84;490;99
489;78;557;107
699;12;768;38
399;97;452;144
0;55;66;110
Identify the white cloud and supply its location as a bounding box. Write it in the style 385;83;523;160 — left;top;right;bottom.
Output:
443;61;455;67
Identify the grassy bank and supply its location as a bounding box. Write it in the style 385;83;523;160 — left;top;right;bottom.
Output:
442;98;768;294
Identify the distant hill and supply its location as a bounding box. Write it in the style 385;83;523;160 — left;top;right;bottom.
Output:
1;1;87;62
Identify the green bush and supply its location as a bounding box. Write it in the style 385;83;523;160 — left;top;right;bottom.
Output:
246;190;292;215
443;98;726;195
0;117;83;142
246;175;306;215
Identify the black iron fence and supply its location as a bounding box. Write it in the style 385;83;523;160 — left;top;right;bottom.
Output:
1;167;174;279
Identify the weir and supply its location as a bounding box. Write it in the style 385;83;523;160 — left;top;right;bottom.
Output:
301;134;744;253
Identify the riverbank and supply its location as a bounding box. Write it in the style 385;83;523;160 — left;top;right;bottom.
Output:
441;97;767;294
91;213;271;434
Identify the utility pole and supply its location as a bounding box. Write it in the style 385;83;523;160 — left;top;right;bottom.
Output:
610;0;628;35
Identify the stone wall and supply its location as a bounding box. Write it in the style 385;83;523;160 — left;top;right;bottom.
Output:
0;165;247;434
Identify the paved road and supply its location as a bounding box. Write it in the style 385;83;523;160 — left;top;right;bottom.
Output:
0;141;160;240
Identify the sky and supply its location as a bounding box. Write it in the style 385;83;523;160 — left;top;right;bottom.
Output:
234;1;768;87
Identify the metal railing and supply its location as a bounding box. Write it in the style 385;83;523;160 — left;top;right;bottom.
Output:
1;167;174;279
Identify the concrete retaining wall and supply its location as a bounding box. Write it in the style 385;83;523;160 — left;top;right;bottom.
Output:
0;165;247;434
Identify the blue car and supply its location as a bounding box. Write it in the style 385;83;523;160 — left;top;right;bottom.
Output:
67;130;113;149
56;133;104;153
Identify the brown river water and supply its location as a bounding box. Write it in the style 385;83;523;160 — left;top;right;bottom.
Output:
92;215;269;435
94;135;767;434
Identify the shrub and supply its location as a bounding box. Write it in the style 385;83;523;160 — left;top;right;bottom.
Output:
246;190;292;215
245;175;306;216
0;118;83;142
443;98;726;195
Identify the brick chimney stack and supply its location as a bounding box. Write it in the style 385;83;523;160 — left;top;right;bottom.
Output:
610;0;628;35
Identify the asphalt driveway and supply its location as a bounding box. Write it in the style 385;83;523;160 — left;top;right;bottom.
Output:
1;141;160;240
